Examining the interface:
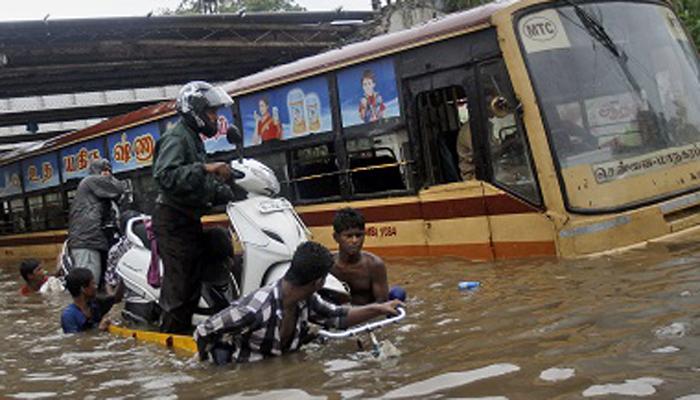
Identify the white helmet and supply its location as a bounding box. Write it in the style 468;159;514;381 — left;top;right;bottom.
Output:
176;81;233;137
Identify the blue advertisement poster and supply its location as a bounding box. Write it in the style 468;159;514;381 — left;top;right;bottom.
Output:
0;163;22;198
22;153;60;192
337;58;401;128
239;76;333;146
108;122;160;173
60;138;106;182
161;106;236;154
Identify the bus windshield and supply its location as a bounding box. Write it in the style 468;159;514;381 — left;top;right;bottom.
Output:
518;1;700;211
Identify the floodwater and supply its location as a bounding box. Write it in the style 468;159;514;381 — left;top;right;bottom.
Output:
2;236;700;399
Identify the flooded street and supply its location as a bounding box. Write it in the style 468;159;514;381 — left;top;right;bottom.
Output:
2;235;700;399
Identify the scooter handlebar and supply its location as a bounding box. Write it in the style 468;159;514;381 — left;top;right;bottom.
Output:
318;307;406;339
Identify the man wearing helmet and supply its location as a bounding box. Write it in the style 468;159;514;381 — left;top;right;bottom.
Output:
152;81;237;334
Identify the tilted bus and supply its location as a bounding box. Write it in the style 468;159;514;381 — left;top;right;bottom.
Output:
1;0;699;264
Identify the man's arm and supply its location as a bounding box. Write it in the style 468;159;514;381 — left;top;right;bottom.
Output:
154;135;234;205
344;299;402;328
85;175;126;200
370;256;389;303
195;304;259;340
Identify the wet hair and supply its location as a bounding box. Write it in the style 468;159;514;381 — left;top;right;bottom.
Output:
361;69;375;84
65;268;94;298
333;207;365;234
19;259;40;281
284;241;334;286
118;210;141;235
202;227;234;264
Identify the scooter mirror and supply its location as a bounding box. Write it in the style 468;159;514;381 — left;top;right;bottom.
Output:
226;126;242;145
226;126;244;161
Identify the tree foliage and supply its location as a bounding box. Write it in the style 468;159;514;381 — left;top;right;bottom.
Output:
164;0;305;15
673;0;700;48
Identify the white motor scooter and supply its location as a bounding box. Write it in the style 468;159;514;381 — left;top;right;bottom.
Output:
116;127;349;327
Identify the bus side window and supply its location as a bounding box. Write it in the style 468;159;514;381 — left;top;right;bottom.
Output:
347;131;409;195
9;198;26;233
0;201;10;234
28;195;45;231
414;86;466;184
479;61;541;205
290;143;341;201
45;192;65;229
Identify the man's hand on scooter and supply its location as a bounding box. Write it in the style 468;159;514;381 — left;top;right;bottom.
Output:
376;299;404;316
205;162;233;182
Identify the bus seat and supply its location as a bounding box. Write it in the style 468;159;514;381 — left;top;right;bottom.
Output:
350;155;405;194
293;160;341;199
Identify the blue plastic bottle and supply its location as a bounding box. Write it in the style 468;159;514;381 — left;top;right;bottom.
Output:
458;281;480;291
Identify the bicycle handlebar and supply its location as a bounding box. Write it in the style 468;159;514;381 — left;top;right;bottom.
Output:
318;307;406;339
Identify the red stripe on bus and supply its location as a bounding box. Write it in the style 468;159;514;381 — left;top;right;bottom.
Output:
300;194;539;227
365;241;556;260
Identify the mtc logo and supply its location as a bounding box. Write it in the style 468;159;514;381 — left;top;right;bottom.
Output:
523;16;558;41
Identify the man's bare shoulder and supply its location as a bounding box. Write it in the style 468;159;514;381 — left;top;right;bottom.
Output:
361;251;386;270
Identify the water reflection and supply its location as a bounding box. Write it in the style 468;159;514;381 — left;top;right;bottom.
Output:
2;231;700;398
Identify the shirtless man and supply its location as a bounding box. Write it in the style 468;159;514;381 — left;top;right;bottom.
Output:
331;208;388;305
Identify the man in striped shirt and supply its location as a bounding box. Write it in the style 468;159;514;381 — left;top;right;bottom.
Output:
194;241;402;364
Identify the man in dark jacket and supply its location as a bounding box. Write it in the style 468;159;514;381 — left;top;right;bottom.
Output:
68;158;126;285
152;81;236;334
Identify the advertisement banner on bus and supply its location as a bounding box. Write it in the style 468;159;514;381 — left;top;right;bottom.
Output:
162;106;237;154
22;153;60;193
0;163;22;198
60;138;106;182
108;122;160;173
337;57;401;128
238;76;332;146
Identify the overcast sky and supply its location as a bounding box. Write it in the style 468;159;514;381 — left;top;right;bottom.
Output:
1;0;372;21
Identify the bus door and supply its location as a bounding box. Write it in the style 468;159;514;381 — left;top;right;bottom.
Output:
404;66;498;259
474;59;556;258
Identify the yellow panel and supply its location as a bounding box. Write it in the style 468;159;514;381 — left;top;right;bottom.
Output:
490;213;555;242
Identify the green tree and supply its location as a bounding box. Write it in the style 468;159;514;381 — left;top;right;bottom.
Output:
673;0;700;48
164;0;305;15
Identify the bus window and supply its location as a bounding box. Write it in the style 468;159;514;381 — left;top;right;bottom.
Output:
9;198;26;233
415;86;466;184
347;130;410;195
520;2;700;211
0;201;11;234
290;143;341;202
479;61;541;205
28;195;45;231
45;192;65;229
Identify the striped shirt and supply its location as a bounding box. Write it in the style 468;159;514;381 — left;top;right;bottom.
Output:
194;280;348;363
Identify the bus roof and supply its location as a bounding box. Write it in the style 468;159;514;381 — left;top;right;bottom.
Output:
222;0;517;95
0;0;519;165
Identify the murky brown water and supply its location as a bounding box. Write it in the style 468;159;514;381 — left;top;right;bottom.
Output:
3;234;700;399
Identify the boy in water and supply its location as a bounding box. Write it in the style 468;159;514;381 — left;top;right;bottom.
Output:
19;259;62;295
61;268;114;333
330;208;388;305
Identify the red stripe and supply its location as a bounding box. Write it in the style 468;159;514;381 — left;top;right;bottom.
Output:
300;194;538;227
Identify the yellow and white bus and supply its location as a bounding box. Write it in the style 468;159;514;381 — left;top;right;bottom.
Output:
1;0;699;264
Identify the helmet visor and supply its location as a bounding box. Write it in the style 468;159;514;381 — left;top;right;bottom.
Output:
204;86;234;109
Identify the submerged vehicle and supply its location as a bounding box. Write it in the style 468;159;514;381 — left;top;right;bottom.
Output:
1;0;700;263
117;130;350;326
